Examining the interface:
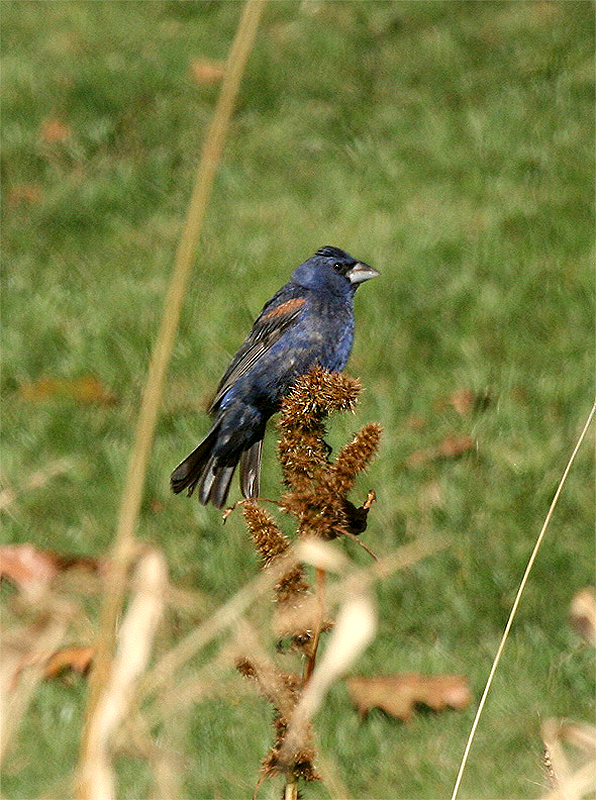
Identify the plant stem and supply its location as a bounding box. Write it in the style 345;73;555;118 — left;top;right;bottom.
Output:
304;567;327;683
284;774;299;800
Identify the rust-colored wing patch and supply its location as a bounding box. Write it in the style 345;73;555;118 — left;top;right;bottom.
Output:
262;297;306;320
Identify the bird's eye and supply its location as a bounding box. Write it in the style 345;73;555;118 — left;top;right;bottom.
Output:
332;260;351;276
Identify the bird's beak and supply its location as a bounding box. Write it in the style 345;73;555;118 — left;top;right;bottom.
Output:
347;261;380;285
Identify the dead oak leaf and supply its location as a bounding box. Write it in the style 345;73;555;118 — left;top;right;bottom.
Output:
0;543;100;598
189;58;225;84
19;375;117;405
437;435;474;458
569;588;596;646
406;435;475;467
39;117;72;144
17;645;94;681
437;388;491;417
346;673;471;722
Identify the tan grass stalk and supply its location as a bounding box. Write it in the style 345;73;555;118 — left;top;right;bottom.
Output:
79;549;167;800
303;567;327;682
451;399;596;800
542;718;574;792
234;620;297;720
79;0;266;788
145;535;446;702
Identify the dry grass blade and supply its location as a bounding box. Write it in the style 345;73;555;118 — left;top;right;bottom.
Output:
294;538;349;573
234;621;296;721
451;399;596;800
79;0;267;787
78;549;168;800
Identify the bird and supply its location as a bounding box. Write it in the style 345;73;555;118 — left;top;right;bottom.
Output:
170;246;379;508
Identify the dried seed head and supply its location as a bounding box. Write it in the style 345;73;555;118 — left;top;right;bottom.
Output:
242;501;288;567
242;501;309;605
279;366;361;433
324;423;382;496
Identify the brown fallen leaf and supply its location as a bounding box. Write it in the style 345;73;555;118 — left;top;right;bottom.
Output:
569;588;596;646
7;183;43;208
17;645;94;680
346;673;471;722
44;646;94;679
0;544;59;598
39;117;72;144
437;388;491;417
189;58;225;84
406;435;475;467
437;435;474;458
406;415;426;431
0;543;100;598
19;375;117;405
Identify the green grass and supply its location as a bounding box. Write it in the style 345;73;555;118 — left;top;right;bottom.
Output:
2;1;594;797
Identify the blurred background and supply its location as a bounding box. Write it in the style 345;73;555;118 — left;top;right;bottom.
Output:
2;1;594;797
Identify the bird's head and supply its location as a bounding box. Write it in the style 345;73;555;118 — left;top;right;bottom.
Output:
291;246;380;295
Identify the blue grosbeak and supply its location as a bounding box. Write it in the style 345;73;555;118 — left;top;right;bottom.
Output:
170;246;379;507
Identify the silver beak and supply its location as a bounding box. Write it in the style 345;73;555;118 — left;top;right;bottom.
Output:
347;261;381;285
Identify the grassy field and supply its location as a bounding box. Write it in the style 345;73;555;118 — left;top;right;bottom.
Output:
2;1;594;798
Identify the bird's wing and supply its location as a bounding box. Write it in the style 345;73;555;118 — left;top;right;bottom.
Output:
209;285;306;412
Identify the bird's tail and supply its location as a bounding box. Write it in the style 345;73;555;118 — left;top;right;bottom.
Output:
170;423;263;509
170;422;221;498
239;438;262;499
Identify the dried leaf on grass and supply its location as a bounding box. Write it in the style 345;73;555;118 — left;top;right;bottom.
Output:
19;375;117;405
436;388;491;417
0;544;61;597
0;544;100;598
39;117;72;143
44;646;94;679
407;435;475;467
569;588;596;646
189;58;225;84
346;673;471;722
16;645;94;681
7;183;43;207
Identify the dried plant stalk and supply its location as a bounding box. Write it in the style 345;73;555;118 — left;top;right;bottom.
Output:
80;2;267;780
237;367;383;796
78;549;168;800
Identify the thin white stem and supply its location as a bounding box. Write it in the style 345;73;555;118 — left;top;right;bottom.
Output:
451;399;596;800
